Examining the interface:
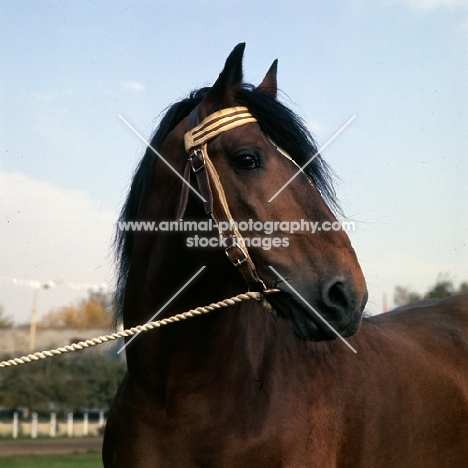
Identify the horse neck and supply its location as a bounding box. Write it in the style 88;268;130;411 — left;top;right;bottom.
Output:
132;303;280;397
122;244;281;386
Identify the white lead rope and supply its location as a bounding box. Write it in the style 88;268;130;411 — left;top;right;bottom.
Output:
0;290;278;368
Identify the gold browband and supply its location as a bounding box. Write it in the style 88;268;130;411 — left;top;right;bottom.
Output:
184;106;257;152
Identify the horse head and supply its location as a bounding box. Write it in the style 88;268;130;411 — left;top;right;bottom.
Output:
120;43;367;342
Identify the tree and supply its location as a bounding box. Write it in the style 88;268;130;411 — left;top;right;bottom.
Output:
0;352;126;416
457;281;468;295
394;286;422;307
40;289;112;329
0;305;13;329
394;274;468;307
425;273;455;299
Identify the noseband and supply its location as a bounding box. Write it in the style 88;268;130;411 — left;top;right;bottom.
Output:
175;106;266;291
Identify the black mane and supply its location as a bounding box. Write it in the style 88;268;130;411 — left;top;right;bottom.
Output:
113;85;340;321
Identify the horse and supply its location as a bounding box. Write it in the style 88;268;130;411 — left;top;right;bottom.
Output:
103;44;468;467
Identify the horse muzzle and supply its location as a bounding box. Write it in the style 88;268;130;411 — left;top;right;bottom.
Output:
269;279;367;341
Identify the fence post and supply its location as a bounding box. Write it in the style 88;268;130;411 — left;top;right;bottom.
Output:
67;412;73;438
98;410;105;428
83;412;89;437
50;412;56;438
31;412;38;439
12;412;18;439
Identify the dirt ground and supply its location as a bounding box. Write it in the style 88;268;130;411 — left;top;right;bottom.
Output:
0;437;103;457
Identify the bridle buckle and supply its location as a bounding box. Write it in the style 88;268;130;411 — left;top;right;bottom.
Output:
225;241;248;267
189;148;205;173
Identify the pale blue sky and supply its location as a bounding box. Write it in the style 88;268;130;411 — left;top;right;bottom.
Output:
1;0;467;323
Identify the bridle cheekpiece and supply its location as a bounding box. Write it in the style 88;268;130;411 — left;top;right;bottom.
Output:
178;106;266;292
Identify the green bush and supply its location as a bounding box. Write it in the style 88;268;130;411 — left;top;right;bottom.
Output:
0;353;126;417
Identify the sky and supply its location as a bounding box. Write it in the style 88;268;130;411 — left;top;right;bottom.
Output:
1;0;467;324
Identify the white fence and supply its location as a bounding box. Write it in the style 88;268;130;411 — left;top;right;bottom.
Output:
0;411;105;438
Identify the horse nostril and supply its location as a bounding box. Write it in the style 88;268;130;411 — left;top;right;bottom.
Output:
324;281;350;311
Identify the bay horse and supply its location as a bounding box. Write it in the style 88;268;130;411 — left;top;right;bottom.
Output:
103;44;468;467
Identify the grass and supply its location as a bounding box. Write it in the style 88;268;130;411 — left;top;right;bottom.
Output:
0;452;102;467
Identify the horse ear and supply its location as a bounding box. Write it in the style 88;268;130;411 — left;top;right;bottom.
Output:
198;43;246;119
257;59;278;98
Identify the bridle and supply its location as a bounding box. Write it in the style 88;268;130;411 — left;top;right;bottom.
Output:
176;105;315;294
177;106;267;292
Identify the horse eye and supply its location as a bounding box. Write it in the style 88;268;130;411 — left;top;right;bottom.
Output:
233;152;260;170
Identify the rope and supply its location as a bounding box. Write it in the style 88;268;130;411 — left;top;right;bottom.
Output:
0;290;278;368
